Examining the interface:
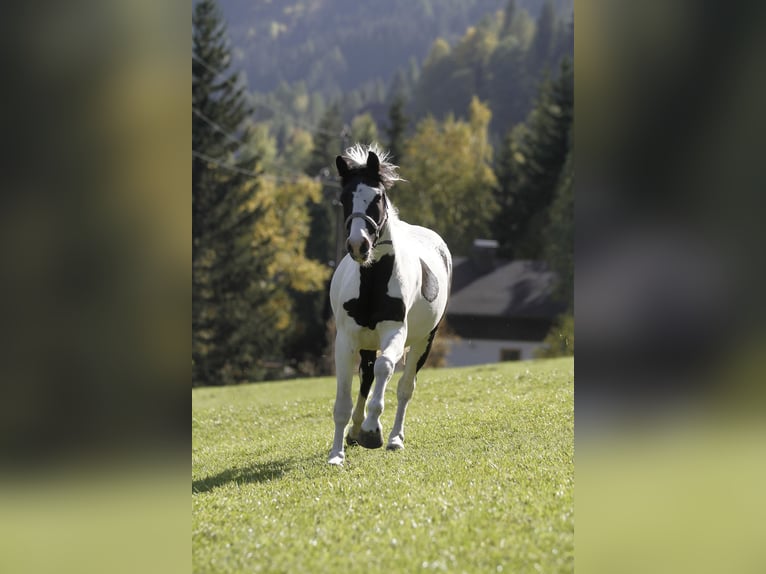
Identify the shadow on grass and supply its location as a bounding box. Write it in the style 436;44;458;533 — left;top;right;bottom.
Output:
193;458;296;493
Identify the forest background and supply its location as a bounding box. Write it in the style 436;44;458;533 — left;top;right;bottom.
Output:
193;0;574;386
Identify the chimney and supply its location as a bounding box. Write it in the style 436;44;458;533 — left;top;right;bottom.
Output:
471;238;498;275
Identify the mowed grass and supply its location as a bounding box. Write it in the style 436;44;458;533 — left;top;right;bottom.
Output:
192;357;574;573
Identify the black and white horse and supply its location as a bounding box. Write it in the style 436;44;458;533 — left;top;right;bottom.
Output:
328;143;452;465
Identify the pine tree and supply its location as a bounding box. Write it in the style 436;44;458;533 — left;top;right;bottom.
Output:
386;95;409;164
387;70;413;106
412;38;454;119
493;57;573;259
193;0;256;385
551;12;574;66
500;0;518;38
193;0;327;385
527;0;557;75
488;36;531;134
537;141;574;359
542;144;573;309
305;103;343;264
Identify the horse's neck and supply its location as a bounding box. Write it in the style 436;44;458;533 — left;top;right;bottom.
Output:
371;214;397;260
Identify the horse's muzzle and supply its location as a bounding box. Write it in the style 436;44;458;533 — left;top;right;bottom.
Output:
347;237;371;262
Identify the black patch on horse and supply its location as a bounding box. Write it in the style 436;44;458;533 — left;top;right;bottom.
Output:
437;245;452;277
420;258;439;302
358;350;376;398
416;326;439;372
343;254;405;329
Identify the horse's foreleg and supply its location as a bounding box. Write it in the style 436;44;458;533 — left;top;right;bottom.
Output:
359;325;406;449
346;350;376;446
387;342;425;451
329;335;355;465
346;394;365;446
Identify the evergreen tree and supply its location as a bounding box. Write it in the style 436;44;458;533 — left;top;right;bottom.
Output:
551;12;574;67
493;57;573;259
305;103;343;264
193;0;251;184
412;38;454;119
387;70;410;105
500;0;518;38
527;0;557;74
386;95;409;164
488;36;531;134
542;144;573;309
539;117;574;361
193;0;257;386
193;0;327;385
406;57;421;91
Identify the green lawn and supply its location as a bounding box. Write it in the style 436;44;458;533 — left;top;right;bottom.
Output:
192;358;574;573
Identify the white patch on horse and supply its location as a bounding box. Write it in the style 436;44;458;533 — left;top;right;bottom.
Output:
346;183;378;260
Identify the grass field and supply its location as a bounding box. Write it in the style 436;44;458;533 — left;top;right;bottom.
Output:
192;357;574;573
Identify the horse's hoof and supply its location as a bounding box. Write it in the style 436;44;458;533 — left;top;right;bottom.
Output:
386;437;404;451
345;434;359;447
328;452;345;466
357;427;383;449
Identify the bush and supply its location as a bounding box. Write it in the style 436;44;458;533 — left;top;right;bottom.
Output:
536;313;574;358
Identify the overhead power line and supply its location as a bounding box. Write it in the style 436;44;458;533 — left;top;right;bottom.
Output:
192;150;340;188
192;53;229;78
193;107;248;147
193;53;341;138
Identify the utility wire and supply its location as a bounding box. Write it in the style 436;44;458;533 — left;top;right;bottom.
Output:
193;53;345;184
193;53;340;138
193;106;334;180
193;100;343;182
193;107;248;147
192;53;231;78
192;150;340;188
192;150;261;178
250;100;338;138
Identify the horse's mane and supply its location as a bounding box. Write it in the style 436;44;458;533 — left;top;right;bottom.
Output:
341;143;404;190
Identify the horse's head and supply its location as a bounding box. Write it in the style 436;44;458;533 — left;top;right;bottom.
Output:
336;148;389;265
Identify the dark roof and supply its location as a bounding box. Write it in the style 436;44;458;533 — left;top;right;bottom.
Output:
451;255;510;293
448;260;566;320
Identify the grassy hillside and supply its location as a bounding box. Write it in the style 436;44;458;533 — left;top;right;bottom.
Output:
192;358;574;573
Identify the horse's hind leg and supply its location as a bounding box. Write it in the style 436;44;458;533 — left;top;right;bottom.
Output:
346;350;376;446
386;359;418;451
387;328;437;451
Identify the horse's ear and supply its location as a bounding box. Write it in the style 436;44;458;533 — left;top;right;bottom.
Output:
336;155;350;179
366;151;380;174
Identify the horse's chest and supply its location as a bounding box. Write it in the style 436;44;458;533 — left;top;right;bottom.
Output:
342;254;405;329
